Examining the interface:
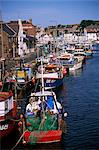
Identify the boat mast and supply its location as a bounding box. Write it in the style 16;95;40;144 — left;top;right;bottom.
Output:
40;57;46;117
41;57;44;95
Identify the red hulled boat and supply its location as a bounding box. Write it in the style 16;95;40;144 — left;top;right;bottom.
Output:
0;91;17;138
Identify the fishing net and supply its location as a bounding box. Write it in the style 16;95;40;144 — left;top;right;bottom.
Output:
26;116;41;131
26;113;58;144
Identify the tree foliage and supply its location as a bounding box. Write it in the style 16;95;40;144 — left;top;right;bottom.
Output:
80;20;99;29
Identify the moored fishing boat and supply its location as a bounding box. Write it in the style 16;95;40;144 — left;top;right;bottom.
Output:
57;52;82;72
69;58;83;71
0;91;17;138
74;48;85;56
22;90;64;144
18;58;67;145
95;40;99;44
15;63;33;88
84;49;93;57
36;62;65;90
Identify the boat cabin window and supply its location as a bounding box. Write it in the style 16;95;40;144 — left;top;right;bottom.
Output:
5;100;8;111
0;101;5;115
17;77;25;81
0;93;13;116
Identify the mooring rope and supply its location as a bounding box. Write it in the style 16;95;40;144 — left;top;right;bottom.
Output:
11;129;28;150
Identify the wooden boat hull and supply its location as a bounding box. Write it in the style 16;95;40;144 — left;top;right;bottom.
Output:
0;120;15;138
85;52;93;58
69;61;82;71
0;100;17;138
24;130;62;144
45;78;63;89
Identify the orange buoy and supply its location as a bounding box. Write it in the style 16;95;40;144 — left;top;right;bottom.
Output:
32;77;35;84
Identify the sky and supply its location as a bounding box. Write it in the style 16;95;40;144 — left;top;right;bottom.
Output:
0;0;99;27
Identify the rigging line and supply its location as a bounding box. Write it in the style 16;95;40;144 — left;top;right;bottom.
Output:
50;115;57;129
34;78;39;92
51;91;60;113
11;129;28;150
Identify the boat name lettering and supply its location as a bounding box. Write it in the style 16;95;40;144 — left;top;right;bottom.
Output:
0;124;8;130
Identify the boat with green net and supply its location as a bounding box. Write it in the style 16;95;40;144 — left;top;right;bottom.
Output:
18;90;65;144
18;57;67;145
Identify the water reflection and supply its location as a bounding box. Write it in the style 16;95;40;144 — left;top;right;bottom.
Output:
1;44;99;150
69;68;83;77
17;142;64;150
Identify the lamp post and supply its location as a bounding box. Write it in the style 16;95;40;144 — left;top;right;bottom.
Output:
13;41;16;58
0;13;5;79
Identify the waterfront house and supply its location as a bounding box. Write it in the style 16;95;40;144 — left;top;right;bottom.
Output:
0;22;17;58
6;19;37;56
84;25;99;42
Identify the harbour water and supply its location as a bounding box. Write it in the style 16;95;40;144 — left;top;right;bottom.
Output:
60;44;99;150
1;44;99;150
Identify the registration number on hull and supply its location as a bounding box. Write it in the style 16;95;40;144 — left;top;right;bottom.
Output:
0;124;8;130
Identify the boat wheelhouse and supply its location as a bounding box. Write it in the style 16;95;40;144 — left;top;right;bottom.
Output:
36;63;64;89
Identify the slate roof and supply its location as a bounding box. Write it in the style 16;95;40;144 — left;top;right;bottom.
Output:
3;24;16;36
7;22;19;33
86;24;99;29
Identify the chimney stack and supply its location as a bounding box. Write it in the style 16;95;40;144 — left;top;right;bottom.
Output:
29;18;32;24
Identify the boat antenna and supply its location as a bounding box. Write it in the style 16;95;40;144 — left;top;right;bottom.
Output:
40;57;46;117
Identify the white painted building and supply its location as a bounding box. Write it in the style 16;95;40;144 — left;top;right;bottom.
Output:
84;27;98;42
36;33;53;45
64;33;79;43
86;32;97;42
64;33;73;43
18;19;27;56
64;31;98;44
